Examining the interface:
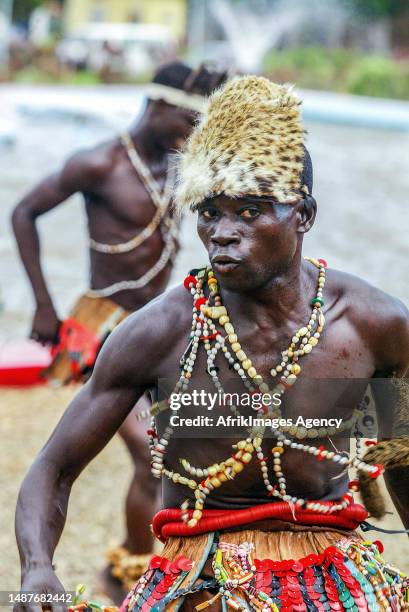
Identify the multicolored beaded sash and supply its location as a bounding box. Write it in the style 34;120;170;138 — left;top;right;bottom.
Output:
122;538;408;612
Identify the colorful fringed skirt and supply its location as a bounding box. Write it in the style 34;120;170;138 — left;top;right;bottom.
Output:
121;526;408;611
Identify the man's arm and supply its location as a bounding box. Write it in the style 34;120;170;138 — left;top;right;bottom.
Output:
370;297;409;528
11;150;105;343
14;285;189;608
14;301;161;604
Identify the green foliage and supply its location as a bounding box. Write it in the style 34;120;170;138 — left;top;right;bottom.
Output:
14;67;101;85
230;0;408;16
61;70;102;86
343;0;409;18
12;0;44;24
347;55;409;98
224;0;408;18
264;47;356;91
263;47;409;100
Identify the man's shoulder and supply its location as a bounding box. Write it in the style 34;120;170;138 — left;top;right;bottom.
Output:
327;267;409;369
62;138;120;187
129;283;193;332
112;283;193;351
328;267;408;326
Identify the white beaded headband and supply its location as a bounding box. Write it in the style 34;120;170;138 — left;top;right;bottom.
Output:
144;83;206;113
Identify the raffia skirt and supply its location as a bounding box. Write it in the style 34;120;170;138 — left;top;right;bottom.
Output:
121;525;408;611
46;294;130;385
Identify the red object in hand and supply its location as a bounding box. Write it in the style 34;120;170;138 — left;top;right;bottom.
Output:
55;318;101;379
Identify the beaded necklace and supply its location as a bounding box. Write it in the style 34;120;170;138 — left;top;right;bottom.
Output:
86;132;179;299
144;259;383;528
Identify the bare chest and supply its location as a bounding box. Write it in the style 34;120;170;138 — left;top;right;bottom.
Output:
85;160;168;239
156;310;375;429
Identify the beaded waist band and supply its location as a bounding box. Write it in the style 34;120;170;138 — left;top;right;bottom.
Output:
152;502;368;542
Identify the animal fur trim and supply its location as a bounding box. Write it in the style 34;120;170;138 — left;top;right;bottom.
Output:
175;76;308;211
358;436;409;519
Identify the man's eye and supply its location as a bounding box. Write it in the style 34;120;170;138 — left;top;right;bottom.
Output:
200;208;217;219
240;208;259;219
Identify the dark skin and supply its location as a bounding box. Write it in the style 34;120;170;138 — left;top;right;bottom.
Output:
15;196;409;610
11;98;197;603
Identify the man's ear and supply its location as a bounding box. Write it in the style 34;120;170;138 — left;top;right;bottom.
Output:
297;195;317;234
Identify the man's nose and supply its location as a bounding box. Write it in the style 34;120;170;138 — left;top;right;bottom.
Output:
210;217;240;246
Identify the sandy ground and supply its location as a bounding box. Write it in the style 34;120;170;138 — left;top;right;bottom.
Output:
1;90;409;597
0;386;134;601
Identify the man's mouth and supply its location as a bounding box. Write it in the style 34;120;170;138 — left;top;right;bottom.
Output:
211;255;241;273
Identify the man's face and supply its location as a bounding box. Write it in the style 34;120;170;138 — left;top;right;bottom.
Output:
197;195;306;292
150;101;198;151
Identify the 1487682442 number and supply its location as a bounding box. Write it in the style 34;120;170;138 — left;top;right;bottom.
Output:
5;592;74;605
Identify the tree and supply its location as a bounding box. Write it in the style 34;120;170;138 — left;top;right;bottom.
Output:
345;0;409;18
12;0;64;26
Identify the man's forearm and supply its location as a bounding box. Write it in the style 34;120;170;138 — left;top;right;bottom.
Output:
11;207;54;307
15;457;72;577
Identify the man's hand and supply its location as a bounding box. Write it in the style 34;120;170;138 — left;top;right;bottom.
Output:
31;304;61;345
15;567;67;612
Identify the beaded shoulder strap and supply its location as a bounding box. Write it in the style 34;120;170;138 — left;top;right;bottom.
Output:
88;132;175;255
120;131;175;210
